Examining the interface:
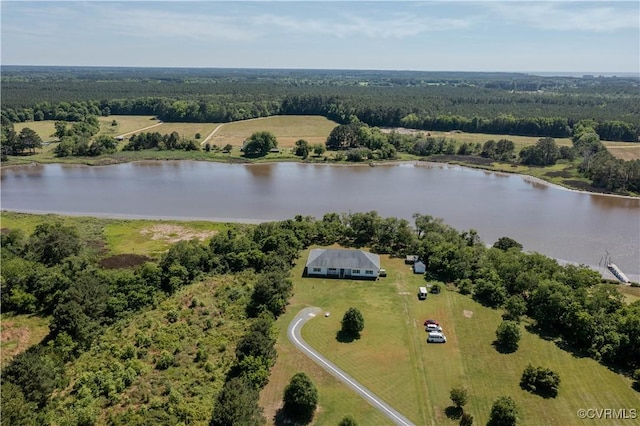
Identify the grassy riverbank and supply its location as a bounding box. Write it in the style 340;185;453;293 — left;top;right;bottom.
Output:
6;115;639;197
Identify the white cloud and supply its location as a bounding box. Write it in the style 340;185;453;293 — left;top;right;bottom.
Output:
250;11;469;39
485;2;639;32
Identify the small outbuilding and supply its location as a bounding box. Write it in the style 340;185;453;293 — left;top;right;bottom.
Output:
405;255;418;265
413;261;426;274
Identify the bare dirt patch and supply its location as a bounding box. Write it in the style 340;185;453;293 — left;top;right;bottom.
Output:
545;170;573;178
99;254;152;269
139;224;218;243
429;154;494;166
463;310;473;318
1;322;31;361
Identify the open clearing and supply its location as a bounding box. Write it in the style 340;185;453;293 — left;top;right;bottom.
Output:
14;116;639;161
262;248;639;425
381;127;573;150
606;143;640;161
210;115;338;149
0;314;51;366
151;122;221;142
97;115;159;137
15;120;58;142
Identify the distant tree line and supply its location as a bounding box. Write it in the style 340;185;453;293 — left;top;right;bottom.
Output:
2;71;639;141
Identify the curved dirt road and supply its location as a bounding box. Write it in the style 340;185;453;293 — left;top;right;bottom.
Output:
288;307;415;426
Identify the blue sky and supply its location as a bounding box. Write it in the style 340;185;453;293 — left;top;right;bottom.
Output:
2;1;639;73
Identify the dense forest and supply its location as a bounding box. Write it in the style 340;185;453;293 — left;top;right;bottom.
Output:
1;212;639;424
2;66;639;141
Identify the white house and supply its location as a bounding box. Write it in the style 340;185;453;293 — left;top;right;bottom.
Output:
304;248;381;280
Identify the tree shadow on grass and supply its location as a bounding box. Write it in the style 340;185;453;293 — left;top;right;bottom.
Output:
336;330;360;343
492;340;518;354
444;406;463;420
274;408;313;426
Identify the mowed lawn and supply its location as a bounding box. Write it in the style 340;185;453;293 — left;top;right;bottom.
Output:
210;115;339;149
262;249;640;426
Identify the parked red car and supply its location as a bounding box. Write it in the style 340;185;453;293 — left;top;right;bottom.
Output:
423;319;439;326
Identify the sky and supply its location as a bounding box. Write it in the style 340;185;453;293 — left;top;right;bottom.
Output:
1;1;639;74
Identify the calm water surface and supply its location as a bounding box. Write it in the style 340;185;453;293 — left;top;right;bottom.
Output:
2;161;639;279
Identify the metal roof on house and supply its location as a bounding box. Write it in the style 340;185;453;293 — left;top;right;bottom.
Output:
305;248;380;270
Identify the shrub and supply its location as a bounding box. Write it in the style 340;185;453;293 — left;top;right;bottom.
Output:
495;320;521;353
460;412;474;426
520;364;560;397
488;396;518;426
155;351;175;370
166;309;179;323
450;386;468;408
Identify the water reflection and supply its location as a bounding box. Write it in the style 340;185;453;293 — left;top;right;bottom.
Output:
1;161;638;275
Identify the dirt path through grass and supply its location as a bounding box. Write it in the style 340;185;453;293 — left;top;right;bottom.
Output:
201;124;224;145
116;121;164;138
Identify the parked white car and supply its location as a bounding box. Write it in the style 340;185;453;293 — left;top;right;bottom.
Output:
427;331;447;343
425;323;443;332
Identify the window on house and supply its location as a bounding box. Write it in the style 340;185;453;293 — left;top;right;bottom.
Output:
365;270;373;275
352;269;360;274
328;268;337;271
312;267;321;272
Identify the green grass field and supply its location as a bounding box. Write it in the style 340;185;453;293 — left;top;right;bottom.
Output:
97;115;160;137
15;120;58;142
211;115;339;149
262;249;639;426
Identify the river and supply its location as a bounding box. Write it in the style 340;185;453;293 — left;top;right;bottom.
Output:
1;161;638;280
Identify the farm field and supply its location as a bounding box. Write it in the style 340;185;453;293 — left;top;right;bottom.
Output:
381;127;573;149
14;120;57;142
97;115;160;137
210;115;339;148
152;122;221;143
262;248;639;425
13;116;639;162
606;143;640;161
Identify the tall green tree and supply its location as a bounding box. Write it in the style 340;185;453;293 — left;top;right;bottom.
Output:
209;376;265;426
282;372;318;423
495;320;521;353
17;127;43;154
26;222;82;266
243;131;277;156
341;307;365;338
294;139;310;158
487;396;519;426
